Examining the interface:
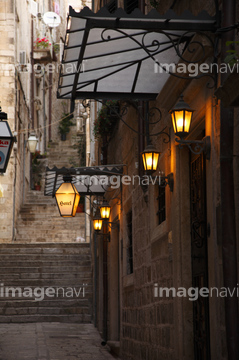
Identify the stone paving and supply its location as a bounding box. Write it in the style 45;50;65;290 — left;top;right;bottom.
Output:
0;323;117;360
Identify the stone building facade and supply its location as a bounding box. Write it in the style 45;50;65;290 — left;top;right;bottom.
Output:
0;0;88;242
88;0;239;360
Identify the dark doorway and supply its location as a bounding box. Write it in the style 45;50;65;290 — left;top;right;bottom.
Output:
190;152;210;359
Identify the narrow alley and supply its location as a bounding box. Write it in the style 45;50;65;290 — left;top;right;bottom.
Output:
0;323;116;360
0;0;238;360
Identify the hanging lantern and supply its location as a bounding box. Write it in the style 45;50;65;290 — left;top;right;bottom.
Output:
27;133;38;153
141;144;160;174
169;95;195;138
99;202;111;219
55;175;80;217
93;216;103;231
0;107;16;173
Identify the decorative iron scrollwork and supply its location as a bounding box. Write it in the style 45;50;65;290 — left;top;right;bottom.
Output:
100;27;216;88
82;98;170;141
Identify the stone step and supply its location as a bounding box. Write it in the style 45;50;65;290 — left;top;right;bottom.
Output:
0;243;90;248
0;298;90;308
17;216;84;222
0;280;93;287
0;306;91;316
0;314;92;323
0;261;90;268
0;263;90;271
0;245;90;253
0;253;90;260
0;270;92;279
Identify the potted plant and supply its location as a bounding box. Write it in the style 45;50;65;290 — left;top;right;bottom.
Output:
93;100;119;140
59;112;74;141
34;37;52;49
32;151;45;191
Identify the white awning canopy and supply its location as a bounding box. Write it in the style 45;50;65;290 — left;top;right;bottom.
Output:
57;6;217;101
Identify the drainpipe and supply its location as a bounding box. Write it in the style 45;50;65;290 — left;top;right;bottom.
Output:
49;71;52;142
220;0;239;359
12;149;17;242
31;16;34;129
43;69;46;153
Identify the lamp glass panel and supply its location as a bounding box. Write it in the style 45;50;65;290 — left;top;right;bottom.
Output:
145;152;153;170
153;152;159;170
184;111;192;133
55;182;80;217
171;113;177;134
100;206;110;219
142;151;159;171
94;219;103;231
174;110;185;133
72;184;80;216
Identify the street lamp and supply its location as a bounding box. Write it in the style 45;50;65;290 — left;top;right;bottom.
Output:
93;216;103;231
169;95;211;159
0;107;16;173
27;133;38;153
169;95;195;138
141;144;160;174
99;202;111;219
55;175;80;217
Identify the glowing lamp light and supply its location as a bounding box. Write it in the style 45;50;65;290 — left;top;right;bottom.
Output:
55;176;80;217
93;217;103;231
141;144;160;174
99;203;111;219
27;133;38;153
169;95;195;138
0;107;16;173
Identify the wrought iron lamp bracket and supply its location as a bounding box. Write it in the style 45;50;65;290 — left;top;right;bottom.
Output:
175;136;211;160
148;172;174;192
103;220;119;231
160;173;174;192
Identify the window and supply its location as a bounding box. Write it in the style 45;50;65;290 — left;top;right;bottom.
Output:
126;210;133;274
157;185;166;225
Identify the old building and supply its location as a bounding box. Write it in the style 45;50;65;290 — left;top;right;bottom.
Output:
56;0;239;359
0;0;89;242
0;0;238;359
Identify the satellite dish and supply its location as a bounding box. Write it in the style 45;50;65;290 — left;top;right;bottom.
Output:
43;12;61;27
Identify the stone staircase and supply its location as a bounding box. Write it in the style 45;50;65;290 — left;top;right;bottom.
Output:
15;190;85;243
47;138;80;169
0;243;93;323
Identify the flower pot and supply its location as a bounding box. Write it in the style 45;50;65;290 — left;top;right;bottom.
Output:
33;49;52;64
34;185;41;191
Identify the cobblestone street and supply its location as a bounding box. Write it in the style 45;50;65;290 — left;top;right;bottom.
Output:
0;323;117;360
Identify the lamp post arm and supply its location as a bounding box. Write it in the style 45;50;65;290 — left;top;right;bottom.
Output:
175;136;211;160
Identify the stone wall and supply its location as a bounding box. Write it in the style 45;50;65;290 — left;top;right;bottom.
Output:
0;0;17;241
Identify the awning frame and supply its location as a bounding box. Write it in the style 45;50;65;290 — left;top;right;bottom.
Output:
57;6;220;101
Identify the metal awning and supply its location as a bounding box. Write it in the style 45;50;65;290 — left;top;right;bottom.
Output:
44;165;125;197
57;6;217;100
